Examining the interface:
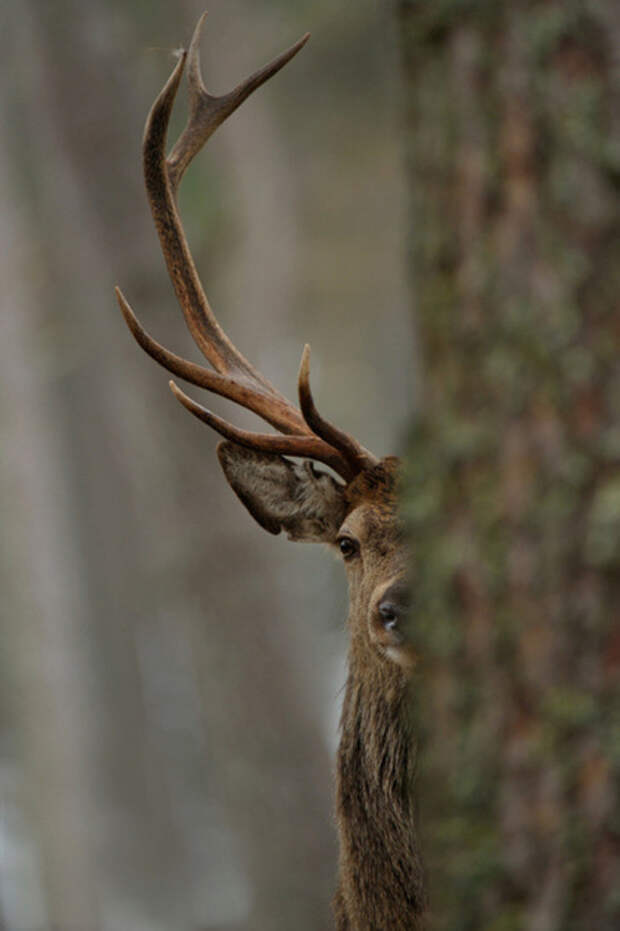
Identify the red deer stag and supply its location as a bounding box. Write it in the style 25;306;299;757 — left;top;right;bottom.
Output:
116;16;425;930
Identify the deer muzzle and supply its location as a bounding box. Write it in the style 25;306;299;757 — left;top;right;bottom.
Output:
368;576;417;669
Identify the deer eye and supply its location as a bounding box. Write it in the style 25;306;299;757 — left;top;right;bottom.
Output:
337;536;360;560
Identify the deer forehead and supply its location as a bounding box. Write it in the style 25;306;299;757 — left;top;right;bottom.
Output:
340;504;397;548
340;457;405;557
344;456;400;502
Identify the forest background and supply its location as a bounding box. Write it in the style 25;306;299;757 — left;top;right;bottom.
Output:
2;1;619;930
1;2;411;930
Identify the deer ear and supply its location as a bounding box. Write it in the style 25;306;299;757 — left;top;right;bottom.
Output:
217;441;347;542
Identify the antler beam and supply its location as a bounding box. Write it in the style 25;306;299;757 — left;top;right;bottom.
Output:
116;14;377;482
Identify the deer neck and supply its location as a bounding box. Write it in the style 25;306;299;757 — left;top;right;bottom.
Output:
334;637;426;929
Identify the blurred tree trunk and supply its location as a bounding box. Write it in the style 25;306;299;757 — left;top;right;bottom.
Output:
1;1;336;928
0;127;100;931
398;1;620;929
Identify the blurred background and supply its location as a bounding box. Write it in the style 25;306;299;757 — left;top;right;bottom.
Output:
0;1;413;930
4;2;619;930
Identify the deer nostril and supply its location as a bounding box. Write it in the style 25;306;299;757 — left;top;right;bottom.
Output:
378;600;401;630
372;581;414;661
377;581;410;633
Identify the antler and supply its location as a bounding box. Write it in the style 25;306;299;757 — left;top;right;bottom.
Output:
116;13;376;482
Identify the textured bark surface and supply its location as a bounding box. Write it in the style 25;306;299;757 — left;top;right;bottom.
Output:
398;1;620;929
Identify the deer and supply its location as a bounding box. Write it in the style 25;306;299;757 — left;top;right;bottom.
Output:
116;15;426;930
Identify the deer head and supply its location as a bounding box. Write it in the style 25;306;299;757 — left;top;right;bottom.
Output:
117;16;423;928
115;14;413;671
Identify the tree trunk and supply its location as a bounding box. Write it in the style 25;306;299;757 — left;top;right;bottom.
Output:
398;1;620;929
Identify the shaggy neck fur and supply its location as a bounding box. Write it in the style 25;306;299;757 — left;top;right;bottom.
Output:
334;634;426;930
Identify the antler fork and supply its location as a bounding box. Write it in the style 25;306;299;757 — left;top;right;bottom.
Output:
116;14;377;481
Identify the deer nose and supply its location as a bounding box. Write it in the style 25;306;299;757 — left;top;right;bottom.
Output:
378;582;410;632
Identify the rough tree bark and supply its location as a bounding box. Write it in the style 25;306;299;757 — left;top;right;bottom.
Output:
398;2;620;929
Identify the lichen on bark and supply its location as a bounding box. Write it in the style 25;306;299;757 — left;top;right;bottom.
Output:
398;1;620;928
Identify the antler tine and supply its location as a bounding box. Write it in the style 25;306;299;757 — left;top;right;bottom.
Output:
169;380;354;479
140;15;312;436
118;16;376;484
167;13;310;193
298;345;378;473
116;286;312;434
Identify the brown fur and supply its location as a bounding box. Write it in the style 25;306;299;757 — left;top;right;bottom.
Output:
334;459;427;929
218;447;427;929
335;660;424;930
